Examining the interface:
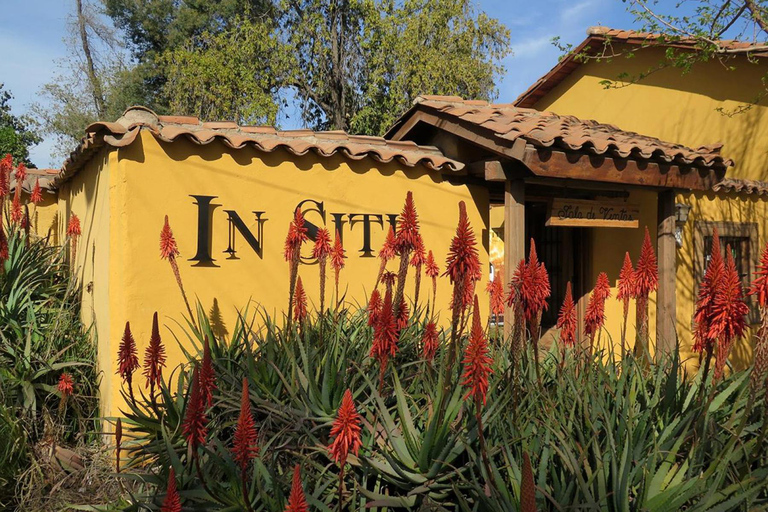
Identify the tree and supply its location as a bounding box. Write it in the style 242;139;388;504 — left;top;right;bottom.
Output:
32;0;141;160
104;0;511;132
0;84;41;166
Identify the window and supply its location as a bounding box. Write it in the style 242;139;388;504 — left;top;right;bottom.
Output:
694;221;759;323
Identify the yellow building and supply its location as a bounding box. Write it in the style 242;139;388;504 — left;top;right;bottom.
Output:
35;88;730;415
515;27;768;369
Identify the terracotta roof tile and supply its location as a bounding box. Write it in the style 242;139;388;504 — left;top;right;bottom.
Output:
410;96;731;170
515;26;768;108
56;106;463;186
713;178;768;196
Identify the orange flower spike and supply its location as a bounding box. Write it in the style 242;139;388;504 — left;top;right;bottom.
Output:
584;272;611;339
143;312;166;392
182;365;208;450
370;288;398;387
422;321;439;361
117;321;140;387
425;250;439;280
198;336;216;409
14;162;26;185
329;389;363;468
379;225;397;262
330;229;346;294
381;270;397;290
10;195;23;223
617;252;634;308
396;300;410;331
634;227;658;299
487;272;505;317
284;465;309;512
713;249;749;380
443;202;481;286
556;282;577;347
160;215;180;260
161;468;182;512
67;213;82;237
367;289;382;327
0;154;12;197
693;228;725;353
232;378;259;472
461;296;493;405
749;239;768;308
394;191;420;253
293;276;308;323
506;259;527;307
30;178;43;204
312;227;332;260
410;235;425;268
284;209;309;262
58;373;74;397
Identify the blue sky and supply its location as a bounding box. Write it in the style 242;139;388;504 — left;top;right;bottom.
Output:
0;0;637;168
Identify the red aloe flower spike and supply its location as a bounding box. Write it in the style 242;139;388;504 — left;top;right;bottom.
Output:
693;227;725;355
58;373;74;397
331;229;346;302
0;154;11;198
367;289;382;327
487;272;505;318
749;239;768;400
425;249;439;308
10;193;23;223
633;227;658;358
329;389;362;468
370;288;398;391
14;163;26;185
117;321;140;404
616;252;635;354
232;378;259;472
199;336;216;409
159;215;194;322
67;213;82;237
183;365;208;451
506;258;528;360
462;295;493;405
410;235;426;305
30;178;42;204
394;191;420;253
443;201;481;371
375;225;397;288
284;209;308;325
161;468;182;512
381;270;397;293
143;312;166;398
422;321;439;361
750;240;768;308
584;272;612;354
556;282;577;349
284;465;309;512
293;276;308;324
713;248;749;381
160;215;180;260
521;452;538;512
313;227;332;314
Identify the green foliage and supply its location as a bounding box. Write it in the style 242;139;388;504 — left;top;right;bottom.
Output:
0;401;28;509
119;302;768;510
101;0;510;132
161;17;286;124
0;84;41;166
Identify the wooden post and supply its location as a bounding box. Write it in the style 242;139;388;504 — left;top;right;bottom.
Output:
656;190;677;360
504;180;525;340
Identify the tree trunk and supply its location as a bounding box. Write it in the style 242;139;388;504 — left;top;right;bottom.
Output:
76;0;105;116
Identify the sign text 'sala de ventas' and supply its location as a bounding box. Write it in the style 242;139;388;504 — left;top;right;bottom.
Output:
187;195;399;265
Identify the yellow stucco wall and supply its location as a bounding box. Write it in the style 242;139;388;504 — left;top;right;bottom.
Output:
531;44;768;369
67;131;489;417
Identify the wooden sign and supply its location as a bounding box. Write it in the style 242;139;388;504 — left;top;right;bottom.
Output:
546;198;640;228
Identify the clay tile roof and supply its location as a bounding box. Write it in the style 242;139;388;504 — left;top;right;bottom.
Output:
56;106;462;186
515;26;768;108
10;168;57;194
406;96;731;170
712;178;768;196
